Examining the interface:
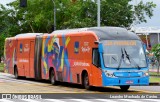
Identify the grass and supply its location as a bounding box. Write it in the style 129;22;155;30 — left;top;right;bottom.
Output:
149;72;160;76
150;76;160;83
0;63;4;72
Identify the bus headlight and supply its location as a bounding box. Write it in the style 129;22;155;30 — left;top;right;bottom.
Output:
143;72;149;76
105;72;114;77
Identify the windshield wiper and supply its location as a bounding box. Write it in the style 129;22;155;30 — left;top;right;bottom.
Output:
112;57;117;62
124;48;141;70
117;48;124;70
124;48;131;63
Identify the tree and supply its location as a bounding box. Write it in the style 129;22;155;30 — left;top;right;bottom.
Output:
0;0;156;57
0;4;22;57
151;44;160;74
3;0;156;31
101;0;156;28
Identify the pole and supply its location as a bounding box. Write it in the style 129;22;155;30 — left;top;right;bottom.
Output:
146;33;148;48
52;0;56;30
97;0;100;27
158;33;160;44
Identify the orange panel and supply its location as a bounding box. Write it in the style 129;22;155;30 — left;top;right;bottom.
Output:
29;41;35;78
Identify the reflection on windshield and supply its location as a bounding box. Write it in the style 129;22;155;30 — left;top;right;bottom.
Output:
102;40;147;68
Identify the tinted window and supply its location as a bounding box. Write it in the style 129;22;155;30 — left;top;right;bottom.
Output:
92;48;100;67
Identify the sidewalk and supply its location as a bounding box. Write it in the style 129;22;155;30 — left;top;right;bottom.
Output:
149;64;160;73
149;69;160;72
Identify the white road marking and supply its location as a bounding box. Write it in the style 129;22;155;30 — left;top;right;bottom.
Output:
119;99;142;102
21;99;40;102
0;99;13;102
45;99;66;102
69;99;92;102
142;99;160;102
95;99;118;102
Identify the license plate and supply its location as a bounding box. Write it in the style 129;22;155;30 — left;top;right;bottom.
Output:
126;80;133;84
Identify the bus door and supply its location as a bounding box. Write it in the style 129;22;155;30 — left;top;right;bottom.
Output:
92;48;102;86
23;41;30;77
29;41;35;78
17;40;25;76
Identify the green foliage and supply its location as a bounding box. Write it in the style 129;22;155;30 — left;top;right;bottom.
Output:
151;44;160;74
0;0;156;57
150;76;160;83
0;63;4;72
150;72;160;76
151;44;160;60
134;1;156;24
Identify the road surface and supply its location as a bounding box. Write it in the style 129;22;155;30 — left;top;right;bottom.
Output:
0;72;159;93
0;72;160;102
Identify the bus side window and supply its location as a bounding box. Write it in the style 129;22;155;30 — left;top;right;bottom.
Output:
20;43;23;53
92;48;100;67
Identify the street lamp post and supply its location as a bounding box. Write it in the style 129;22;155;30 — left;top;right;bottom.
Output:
97;0;100;27
52;0;56;31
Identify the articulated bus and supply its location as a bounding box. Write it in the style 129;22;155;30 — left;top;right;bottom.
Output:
4;27;149;91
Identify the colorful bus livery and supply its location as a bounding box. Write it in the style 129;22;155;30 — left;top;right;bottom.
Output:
4;27;149;91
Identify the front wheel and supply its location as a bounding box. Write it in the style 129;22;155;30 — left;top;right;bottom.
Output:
83;73;91;90
50;71;57;85
120;85;130;91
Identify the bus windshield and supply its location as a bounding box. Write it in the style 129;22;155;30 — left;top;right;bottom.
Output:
102;40;147;68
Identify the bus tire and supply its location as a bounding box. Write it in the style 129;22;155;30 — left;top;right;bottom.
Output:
50;70;57;85
14;67;19;79
83;73;91;90
120;85;130;91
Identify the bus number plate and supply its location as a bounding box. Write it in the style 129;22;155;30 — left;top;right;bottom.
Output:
126;80;133;84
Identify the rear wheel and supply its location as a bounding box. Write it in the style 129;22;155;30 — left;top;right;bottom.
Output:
50;70;57;85
83;73;91;90
14;68;19;79
120;85;130;91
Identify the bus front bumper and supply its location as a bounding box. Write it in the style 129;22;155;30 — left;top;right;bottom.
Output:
102;76;149;86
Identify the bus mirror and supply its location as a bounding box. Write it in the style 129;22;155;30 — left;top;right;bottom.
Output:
94;41;99;44
98;43;103;53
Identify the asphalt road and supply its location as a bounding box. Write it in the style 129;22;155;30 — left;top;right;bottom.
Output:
0;72;159;93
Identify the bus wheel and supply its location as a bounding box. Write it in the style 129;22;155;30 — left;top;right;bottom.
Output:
50;70;57;85
14;68;19;79
120;85;130;91
83;73;91;90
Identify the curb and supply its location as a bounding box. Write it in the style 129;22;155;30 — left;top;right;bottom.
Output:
150;75;160;77
0;70;4;73
149;83;160;85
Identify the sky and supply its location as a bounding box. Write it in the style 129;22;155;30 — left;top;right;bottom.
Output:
0;0;159;27
135;0;160;27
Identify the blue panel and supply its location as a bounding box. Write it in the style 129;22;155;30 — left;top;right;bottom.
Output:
102;73;149;86
98;43;103;53
113;72;143;77
99;42;149;87
74;42;79;54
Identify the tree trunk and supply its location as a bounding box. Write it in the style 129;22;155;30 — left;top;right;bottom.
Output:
29;22;35;33
157;58;160;74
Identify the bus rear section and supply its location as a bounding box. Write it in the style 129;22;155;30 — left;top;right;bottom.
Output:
4;37;17;75
4;33;43;79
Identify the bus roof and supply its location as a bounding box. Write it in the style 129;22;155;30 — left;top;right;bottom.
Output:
15;33;43;38
52;27;140;41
